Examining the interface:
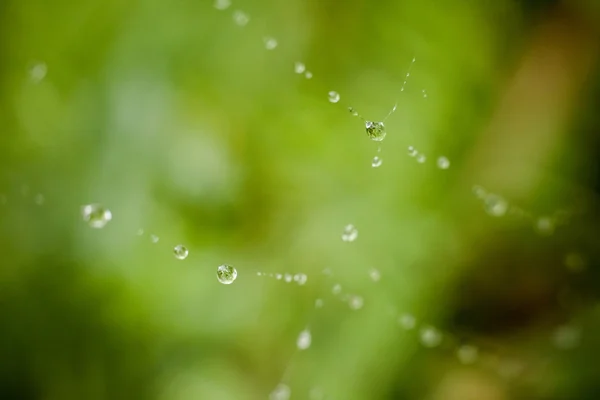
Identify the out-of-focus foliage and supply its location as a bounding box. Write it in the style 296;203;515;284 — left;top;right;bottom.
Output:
1;0;600;399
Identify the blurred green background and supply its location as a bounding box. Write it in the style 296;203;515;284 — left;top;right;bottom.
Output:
1;0;600;399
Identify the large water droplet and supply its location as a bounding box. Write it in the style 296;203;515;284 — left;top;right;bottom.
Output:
269;383;291;400
173;244;189;260
81;204;112;228
294;62;306;74
341;224;358;242
297;329;312;350
484;194;508;217
213;0;231;10
232;10;249;26
420;326;442;348
328;91;340;103
263;37;278;50
371;156;383;168
217;264;237;284
437;156;450;169
365;121;386;142
456;345;479;364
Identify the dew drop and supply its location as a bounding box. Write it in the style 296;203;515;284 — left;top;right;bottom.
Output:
457;345;479;364
484;194;508;217
416;154;426;163
341;224;358;242
296;329;312;350
284;273;293;283
150;234;160;243
328;91;340;103
349;295;364;310
315;298;324;308
81;204;112;229
136;228;144;236
422;89;428;98
472;185;486;199
34;194;45;205
213;0;231;10
217;264;237;284
294;273;308;285
398;314;416;330
369;269;381;282
535;216;554;235
263;36;278;50
371;156;383;168
232;10;249;26
437;156;450;169
275;273;283;280
332;284;342;295
269;383;291;400
29;62;47;83
257;272;262;276
348;107;359;117
304;71;313;79
173;244;189;260
420;326;442;348
294;62;306;74
365;121;386;142
407;146;418;157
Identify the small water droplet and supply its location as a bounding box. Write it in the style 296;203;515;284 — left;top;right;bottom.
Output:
328;91;340;103
332;284;342;295
348;107;359;117
535;216;554;235
407;146;417;157
369;269;381;282
309;387;324;400
257;272;262;276
284;273;293;283
136;228;144;236
217;264;237;284
297;329;312;350
349;295;364;310
269;383;291;400
377;146;381;153
365;121;386;142
232;10;249;26
304;71;313;79
34;194;45;205
294;273;308;285
173;244;189;260
275;273;282;280
294;62;306;74
420;326;442;348
472;185;486;199
398;314;416;330
484;194;508;217
341;224;358;242
150;234;159;243
371;156;383;168
416;154;426;163
263;36;278;50
213;0;231;10
457;345;479;364
81;204;112;229
315;298;324;308
29;62;47;83
437;156;450;169
422;89;427;98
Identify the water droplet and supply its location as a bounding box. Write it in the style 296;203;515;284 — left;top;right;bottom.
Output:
294;273;308;285
328;91;340;103
232;10;249;26
304;71;313;79
420;326;442;348
269;383;291;400
34;194;45;205
365;121;386;142
29;62;47;83
309;387;324;400
369;269;381;282
150;234;160;243
456;345;479;364
136;228;144;236
371;156;383;168
437;156;450;169
552;325;580;349
284;273;293;283
217;264;237;284
315;298;324;308
349;295;364;310
294;62;306;74
422;89;428;98
341;224;358;242
348;107;359;117
484;194;508;217
565;252;586;272
275;273;282;280
472;185;486;199
398;314;416;330
332;284;342;295
173;244;189;260
213;0;231;10
416;154;426;163
81;204;112;229
377;146;381;153
257;272;262;276
407;146;417;157
263;37;278;50
535;216;554;235
296;329;312;350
